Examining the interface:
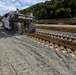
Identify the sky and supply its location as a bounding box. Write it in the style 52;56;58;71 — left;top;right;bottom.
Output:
0;0;46;15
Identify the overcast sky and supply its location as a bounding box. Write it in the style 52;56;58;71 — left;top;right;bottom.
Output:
0;0;46;15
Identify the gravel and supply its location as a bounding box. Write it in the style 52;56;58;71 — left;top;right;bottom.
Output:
0;27;76;75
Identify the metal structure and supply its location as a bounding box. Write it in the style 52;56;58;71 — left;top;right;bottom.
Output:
2;13;36;34
36;18;76;24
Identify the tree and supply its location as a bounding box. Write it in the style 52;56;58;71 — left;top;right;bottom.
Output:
0;15;2;22
20;0;76;19
39;8;48;19
55;8;65;18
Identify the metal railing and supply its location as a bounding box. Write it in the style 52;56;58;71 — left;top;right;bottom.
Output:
36;18;76;25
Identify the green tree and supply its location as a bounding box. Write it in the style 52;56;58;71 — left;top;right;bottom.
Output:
35;10;40;19
55;8;65;18
0;15;2;22
39;8;48;19
20;0;76;19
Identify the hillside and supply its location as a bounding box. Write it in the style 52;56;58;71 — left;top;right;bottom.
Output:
20;0;76;19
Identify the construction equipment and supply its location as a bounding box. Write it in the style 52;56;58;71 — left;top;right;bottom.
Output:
2;12;36;34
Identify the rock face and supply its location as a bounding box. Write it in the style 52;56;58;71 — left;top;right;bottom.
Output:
0;26;76;75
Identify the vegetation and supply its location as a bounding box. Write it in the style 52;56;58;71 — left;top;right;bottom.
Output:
20;0;76;19
0;15;2;22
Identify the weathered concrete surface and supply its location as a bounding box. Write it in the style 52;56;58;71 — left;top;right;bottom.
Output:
0;26;76;75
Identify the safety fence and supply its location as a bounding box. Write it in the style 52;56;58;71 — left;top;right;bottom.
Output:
36;18;76;25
